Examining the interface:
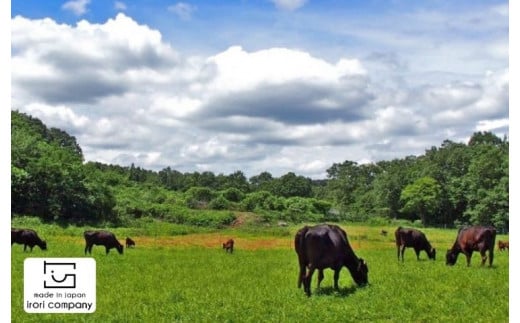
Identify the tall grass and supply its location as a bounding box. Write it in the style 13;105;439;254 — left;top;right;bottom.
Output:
11;223;509;322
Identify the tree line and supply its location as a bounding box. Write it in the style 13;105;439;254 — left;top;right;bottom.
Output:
11;110;508;231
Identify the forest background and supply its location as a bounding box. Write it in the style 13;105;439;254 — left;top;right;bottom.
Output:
11;110;509;231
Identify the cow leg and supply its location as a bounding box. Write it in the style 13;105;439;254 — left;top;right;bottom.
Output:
304;266;316;297
105;247;110;255
297;264;306;288
85;244;89;255
488;248;494;267
480;250;488;266
317;269;324;289
399;246;406;262
414;247;421;260
465;251;473;266
333;269;340;290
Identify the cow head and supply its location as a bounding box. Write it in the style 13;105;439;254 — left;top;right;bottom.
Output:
116;244;124;255
445;249;457;265
351;258;369;286
427;247;436;260
40;240;48;251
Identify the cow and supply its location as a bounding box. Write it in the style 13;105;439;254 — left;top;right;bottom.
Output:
381;230;388;236
11;228;47;252
446;226;496;267
294;224;368;297
84;230;124;255
126;237;136;248
498;240;509;251
395;226;436;262
222;239;234;253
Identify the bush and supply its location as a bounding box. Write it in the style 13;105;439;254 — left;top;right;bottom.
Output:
241;191;273;211
185;187;216;209
221;188;244;202
208;195;230;210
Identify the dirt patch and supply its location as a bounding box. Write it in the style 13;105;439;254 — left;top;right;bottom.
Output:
128;233;293;251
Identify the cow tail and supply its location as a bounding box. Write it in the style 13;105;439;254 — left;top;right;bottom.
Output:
295;226;309;288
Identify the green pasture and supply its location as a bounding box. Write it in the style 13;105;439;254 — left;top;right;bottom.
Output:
11;223;509;322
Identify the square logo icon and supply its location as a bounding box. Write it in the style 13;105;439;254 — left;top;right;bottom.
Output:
24;258;96;313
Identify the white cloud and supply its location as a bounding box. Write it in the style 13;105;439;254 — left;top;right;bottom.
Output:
115;1;127;11
270;0;307;11
168;2;196;21
61;0;90;16
10;12;508;178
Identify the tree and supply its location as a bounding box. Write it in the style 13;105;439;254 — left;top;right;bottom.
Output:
400;177;441;226
463;141;508;230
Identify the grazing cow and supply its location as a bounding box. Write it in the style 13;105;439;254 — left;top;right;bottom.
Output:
11;228;47;252
395;227;436;262
381;230;388;236
84;230;124;255
446;226;496;267
498;240;509;251
126;237;136;248
294;224;368;297
222;239;234;253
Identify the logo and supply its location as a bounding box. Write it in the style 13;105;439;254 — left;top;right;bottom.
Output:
43;261;77;288
24;258;96;313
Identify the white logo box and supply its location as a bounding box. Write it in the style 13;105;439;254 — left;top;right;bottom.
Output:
24;258;96;313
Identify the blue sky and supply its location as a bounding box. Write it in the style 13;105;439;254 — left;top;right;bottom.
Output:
9;0;509;179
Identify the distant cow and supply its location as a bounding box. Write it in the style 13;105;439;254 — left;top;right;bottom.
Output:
11;228;47;252
498;240;509;251
126;237;136;248
446;226;496;267
395;227;436;262
381;230;388;236
223;239;234;253
84;230;124;255
295;224;368;296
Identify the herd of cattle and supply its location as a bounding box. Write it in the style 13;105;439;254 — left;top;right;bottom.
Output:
12;224;507;297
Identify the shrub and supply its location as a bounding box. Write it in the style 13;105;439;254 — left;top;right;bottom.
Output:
221;188;244;202
185;187;216;209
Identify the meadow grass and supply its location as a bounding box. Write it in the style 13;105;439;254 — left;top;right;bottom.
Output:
11;223;509;322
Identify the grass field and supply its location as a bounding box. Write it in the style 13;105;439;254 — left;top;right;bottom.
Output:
11;223;509;322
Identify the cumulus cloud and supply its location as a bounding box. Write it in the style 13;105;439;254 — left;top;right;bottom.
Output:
11;13;509;178
61;0;90;16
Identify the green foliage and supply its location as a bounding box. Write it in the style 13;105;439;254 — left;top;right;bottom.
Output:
221;187;245;202
11;110;508;230
400;176;441;226
208;195;230;210
241;191;274;212
463;142;509;230
185;186;216;209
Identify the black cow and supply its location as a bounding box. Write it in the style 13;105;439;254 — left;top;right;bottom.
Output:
446;226;496;267
126;237;136;248
84;230;124;255
222;239;234;253
395;227;436;262
11;228;47;252
294;224;368;296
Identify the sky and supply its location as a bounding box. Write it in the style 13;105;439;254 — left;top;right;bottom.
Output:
9;0;509;179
